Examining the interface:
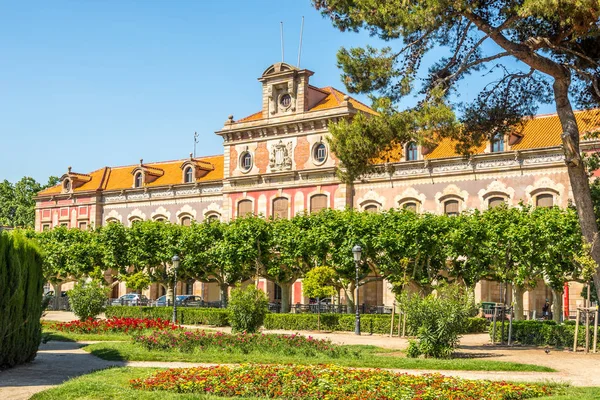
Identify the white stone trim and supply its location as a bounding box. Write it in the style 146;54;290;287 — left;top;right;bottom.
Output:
357;190;386;209
204;202;224;221
104;210;123;224
525;177;564;206
127;208;146;226
151;206;171;221
477;180;516;209
176;204;197;220
434;184;469;214
394;187;426;211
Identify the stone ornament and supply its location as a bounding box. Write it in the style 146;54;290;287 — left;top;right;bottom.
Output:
269;140;293;171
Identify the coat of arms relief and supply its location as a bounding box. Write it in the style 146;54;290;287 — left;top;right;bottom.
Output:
269;140;293;171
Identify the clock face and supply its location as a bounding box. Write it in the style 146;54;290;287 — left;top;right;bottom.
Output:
280;94;291;108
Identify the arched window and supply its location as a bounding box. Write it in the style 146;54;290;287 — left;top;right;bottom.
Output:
405;142;418;161
272;197;289;219
491;133;504;152
444;199;460;216
153;216;167;222
184;166;194;183
237;200;253;217
240;152;253;172
535;193;554;208
488;197;506;208
403;202;418;212
363;204;379;213
206;214;220;222
134;172;143;188
180;216;192;226
105;218;120;224
313;143;328;164
310;194;328;213
63;180;71;192
129;217;142;226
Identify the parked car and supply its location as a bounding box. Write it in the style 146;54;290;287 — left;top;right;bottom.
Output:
111;293;148;306
155;295;203;307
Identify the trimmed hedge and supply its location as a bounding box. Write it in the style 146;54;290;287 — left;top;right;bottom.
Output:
263;314;488;335
0;232;44;369
105;306;229;326
105;306;488;335
490;320;598;347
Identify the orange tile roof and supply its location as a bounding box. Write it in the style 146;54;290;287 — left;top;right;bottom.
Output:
235;86;376;123
379;109;600;161
38;155;223;196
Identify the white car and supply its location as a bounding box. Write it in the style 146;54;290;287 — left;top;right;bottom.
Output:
111;293;148;306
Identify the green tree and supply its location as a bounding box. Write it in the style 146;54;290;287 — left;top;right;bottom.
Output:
35;226;101;309
260;215;314;313
228;285;269;333
68;280;110;321
303;266;337;300
313;0;600;301
0;180;15;226
180;220;254;306
126;221;182;300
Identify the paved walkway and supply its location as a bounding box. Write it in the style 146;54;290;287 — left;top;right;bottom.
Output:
0;341;122;400
6;310;592;398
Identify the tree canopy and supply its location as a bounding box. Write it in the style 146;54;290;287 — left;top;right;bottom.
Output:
312;0;600;300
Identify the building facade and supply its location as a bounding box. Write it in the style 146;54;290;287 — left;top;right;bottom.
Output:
36;62;600;317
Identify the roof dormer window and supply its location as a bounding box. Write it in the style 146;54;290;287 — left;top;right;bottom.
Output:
184;166;194;183
134;172;143;188
491;133;504;152
63;179;71;192
406;142;418;161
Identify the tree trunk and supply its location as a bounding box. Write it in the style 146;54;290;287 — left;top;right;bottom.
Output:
280;283;292;313
513;285;525;321
166;282;174;306
554;78;600;303
552;288;563;323
52;282;61;310
219;283;229;308
345;282;356;314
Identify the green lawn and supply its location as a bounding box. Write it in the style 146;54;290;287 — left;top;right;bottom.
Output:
30;367;598;400
82;341;554;372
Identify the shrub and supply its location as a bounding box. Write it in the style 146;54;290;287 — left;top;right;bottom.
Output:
105;306;230;326
131;364;553;399
228;285;268;333
401;286;474;358
134;330;353;358
0;231;44;369
68;280;109;321
490;320;597;348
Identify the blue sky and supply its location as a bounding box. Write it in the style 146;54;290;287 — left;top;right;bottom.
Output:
0;1;556;183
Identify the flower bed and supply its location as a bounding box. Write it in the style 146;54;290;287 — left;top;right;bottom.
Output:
133;330;354;358
130;364;552;399
49;317;181;334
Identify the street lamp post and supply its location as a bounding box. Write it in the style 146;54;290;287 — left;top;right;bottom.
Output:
352;245;362;336
171;255;180;324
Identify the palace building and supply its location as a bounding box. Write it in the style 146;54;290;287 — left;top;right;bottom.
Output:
35;62;600;317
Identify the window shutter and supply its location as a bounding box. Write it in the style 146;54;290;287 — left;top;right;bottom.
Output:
488;197;505;208
310;194;328;213
536;194;554;208
237;200;253;217
403;202;418;212
272;197;289;219
444;200;459;216
364;204;379;213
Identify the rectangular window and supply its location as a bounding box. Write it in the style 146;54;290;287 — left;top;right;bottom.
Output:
78;221;88;230
237;200;253;217
42;224;51;231
444;200;460;216
310;194;327;213
272;198;289;219
536;194;554;207
60;223;68;227
491;134;505;152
